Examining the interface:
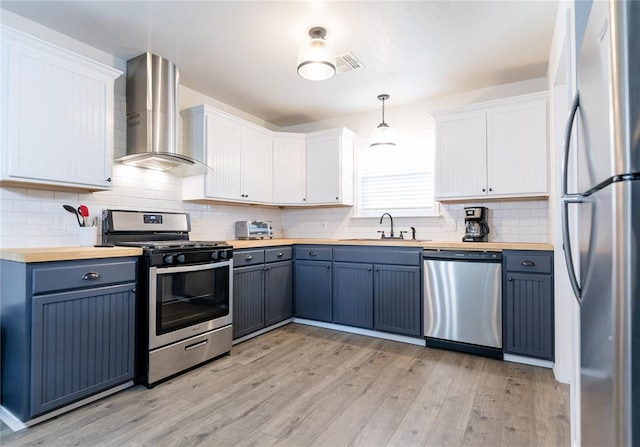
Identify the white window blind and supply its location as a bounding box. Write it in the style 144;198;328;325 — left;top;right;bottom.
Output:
356;130;437;217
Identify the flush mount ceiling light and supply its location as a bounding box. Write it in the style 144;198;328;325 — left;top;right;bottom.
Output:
370;94;396;148
297;26;336;81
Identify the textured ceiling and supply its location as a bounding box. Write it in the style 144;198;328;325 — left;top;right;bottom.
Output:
1;1;559;127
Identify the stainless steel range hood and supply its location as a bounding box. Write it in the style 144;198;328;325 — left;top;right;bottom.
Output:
116;53;203;172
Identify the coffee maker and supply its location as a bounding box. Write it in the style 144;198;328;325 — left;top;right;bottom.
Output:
462;206;490;242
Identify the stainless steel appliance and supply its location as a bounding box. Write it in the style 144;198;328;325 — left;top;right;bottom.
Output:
423;250;502;359
561;1;639;445
235;220;273;240
103;210;233;387
462;206;490;242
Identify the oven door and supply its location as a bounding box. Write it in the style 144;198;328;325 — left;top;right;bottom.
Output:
148;260;233;350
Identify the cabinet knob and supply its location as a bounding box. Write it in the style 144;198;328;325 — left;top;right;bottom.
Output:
508;277;513;281
106;177;112;183
375;268;379;272
326;265;330;269
82;271;100;281
309;251;317;257
489;187;493;192
277;252;283;257
335;197;339;200
367;267;372;271
303;198;306;201
482;188;486;192
245;255;253;261
520;260;536;267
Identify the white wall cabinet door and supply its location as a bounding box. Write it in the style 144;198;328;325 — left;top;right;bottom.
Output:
205;113;243;200
487;100;548;196
435;111;487;199
273;134;306;205
242;129;273;203
1;26;121;191
305;128;354;206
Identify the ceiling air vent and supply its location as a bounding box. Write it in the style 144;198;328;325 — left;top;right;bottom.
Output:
336;52;365;73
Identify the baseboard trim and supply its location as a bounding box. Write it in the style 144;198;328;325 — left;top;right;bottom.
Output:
0;380;134;432
503;353;554;369
293;318;426;346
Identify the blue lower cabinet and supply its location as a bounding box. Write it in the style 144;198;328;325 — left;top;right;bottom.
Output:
333;262;374;329
265;261;294;327
0;257;137;422
374;265;422;337
503;250;554;361
232;248;293;339
294;260;332;322
233;264;266;339
31;284;136;416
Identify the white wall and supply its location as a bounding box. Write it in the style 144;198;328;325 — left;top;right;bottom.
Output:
0;10;550;248
547;1;580;445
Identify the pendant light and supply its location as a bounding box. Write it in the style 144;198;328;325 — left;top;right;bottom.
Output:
370;94;396;148
297;26;336;81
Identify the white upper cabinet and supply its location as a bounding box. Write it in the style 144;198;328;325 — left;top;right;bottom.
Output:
182;105;273;205
305;128;354;206
0;26;121;191
273;133;306;205
182;104;354;208
434;93;549;201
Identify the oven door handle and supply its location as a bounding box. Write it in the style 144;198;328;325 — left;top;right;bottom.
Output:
153;259;232;274
185;339;208;351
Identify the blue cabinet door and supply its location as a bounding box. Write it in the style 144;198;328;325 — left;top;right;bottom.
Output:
294;260;332;322
233;264;265;338
265;260;293;326
31;283;135;417
504;272;554;359
374;265;421;336
333;262;374;329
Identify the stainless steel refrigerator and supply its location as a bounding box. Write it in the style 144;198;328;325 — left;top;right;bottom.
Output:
561;1;639;445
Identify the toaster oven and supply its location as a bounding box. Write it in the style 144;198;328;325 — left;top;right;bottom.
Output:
235;221;273;239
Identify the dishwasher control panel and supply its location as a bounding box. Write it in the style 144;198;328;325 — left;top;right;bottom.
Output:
423;250;501;261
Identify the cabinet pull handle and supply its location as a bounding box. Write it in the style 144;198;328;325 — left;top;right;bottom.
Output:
520;260;536;267
367;267;372;271
185;339;208;351
309;251;317;256
508;277;513;281
245;255;253;261
326;265;330;269
277;252;283;257
82;272;100;280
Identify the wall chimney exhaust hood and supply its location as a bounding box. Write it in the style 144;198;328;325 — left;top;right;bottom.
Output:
116;53;207;172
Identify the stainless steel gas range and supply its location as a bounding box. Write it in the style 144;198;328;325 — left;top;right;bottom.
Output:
102;210;233;387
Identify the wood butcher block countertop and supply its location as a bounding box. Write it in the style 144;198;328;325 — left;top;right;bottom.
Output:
226;238;554;251
1;239;553;263
0;246;143;263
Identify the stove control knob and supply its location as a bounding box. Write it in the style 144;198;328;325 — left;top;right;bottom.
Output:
164;255;174;264
210;251;219;260
220;250;229;259
176;254;186;263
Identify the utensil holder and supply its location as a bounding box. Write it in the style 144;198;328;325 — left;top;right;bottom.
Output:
78;227;98;247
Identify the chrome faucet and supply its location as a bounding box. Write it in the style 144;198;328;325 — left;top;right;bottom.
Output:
379;213;394;238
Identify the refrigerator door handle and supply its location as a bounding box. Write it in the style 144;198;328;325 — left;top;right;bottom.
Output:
561;92;584;304
562;93;580;196
562;195;584;303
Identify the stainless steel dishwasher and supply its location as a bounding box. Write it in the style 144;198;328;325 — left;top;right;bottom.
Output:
423;250;503;359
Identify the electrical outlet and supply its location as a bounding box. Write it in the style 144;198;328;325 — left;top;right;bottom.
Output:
445;218;457;232
55;215;66;230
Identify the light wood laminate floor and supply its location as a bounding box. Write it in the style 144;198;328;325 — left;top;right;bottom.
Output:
1;323;571;446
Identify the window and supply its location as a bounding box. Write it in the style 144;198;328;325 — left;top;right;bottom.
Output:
355;130;438;217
